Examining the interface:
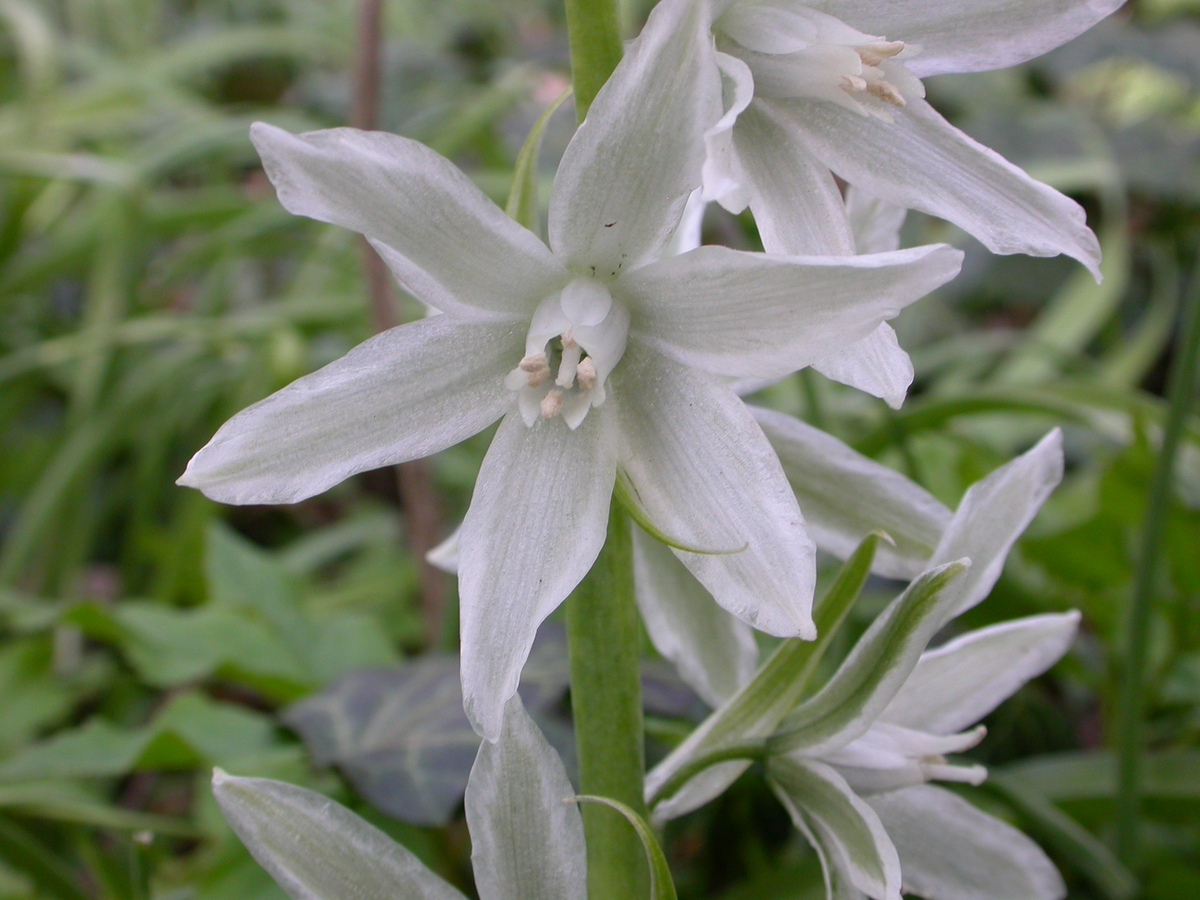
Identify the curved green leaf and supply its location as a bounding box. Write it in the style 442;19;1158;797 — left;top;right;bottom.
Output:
572;795;677;900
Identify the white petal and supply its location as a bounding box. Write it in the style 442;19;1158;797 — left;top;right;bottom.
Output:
212;771;466;900
883;611;1080;734
751;406;951;580
701;51;756;213
622;243;962;381
612;348;815;638
426;525;460;574
929;429;1064;622
769;757;902;900
466;696;587;900
459;410;616;740
666;188;708;257
826;722;987;796
632;528;759;708
549;0;722;275
804;0;1126;78
178;318;521;504
250;123;566;318
868;785;1067;900
733;100;854;255
845;186;907;254
811;323;914;409
771;97;1102;278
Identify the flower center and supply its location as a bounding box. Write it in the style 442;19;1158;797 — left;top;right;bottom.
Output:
717;2;924;120
505;278;630;429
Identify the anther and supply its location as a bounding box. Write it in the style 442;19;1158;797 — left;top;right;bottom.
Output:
576;358;597;391
840;74;867;94
866;79;906;106
518;352;550;386
857;41;905;66
540;389;564;419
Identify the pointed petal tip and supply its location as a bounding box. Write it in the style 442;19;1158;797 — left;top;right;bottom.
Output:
1032;427;1066;478
211;766;231;786
248;120;291;154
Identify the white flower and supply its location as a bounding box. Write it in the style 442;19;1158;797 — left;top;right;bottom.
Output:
644;428;1066;817
767;610;1079;900
641;429;1076;900
654;0;1120;406
213;697;588;900
177;0;964;740
697;0;1118;274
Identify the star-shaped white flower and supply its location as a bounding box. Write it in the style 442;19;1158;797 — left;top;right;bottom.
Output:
766;609;1079;900
695;0;1119;274
644;428;1066;816
213;697;588;900
650;0;1121;405
641;430;1075;900
177;0;963;740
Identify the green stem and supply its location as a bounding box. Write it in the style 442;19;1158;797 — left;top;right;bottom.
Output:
564;0;622;122
1113;257;1200;864
567;506;649;900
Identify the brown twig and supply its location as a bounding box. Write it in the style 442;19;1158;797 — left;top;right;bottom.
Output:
353;0;446;645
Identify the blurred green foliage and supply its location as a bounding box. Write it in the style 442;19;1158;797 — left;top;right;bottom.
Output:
1;0;1199;897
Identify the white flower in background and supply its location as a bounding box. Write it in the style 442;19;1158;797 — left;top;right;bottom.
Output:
642;430;1075;900
766;609;1079;900
177;0;964;741
645;428;1065;817
660;0;1121;406
213;697;587;900
693;0;1119;278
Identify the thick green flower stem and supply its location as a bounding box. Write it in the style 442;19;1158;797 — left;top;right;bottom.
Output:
1114;260;1200;864
564;0;622;122
566;507;650;899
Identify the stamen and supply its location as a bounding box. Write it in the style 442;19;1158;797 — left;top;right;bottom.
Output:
576;357;597;391
518;352;550;386
857;40;905;66
840;73;867;94
540;389;564;419
866;79;906;106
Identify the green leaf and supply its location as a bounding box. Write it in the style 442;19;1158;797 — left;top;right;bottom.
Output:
0;782;199;837
506;85;572;233
0;813;90;900
0;718;148;780
107;602;312;696
205;523;314;658
212;771;467;900
769;560;968;756
0;692;278;780
647;534;881;818
999;750;1200;803
572;796;677;900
